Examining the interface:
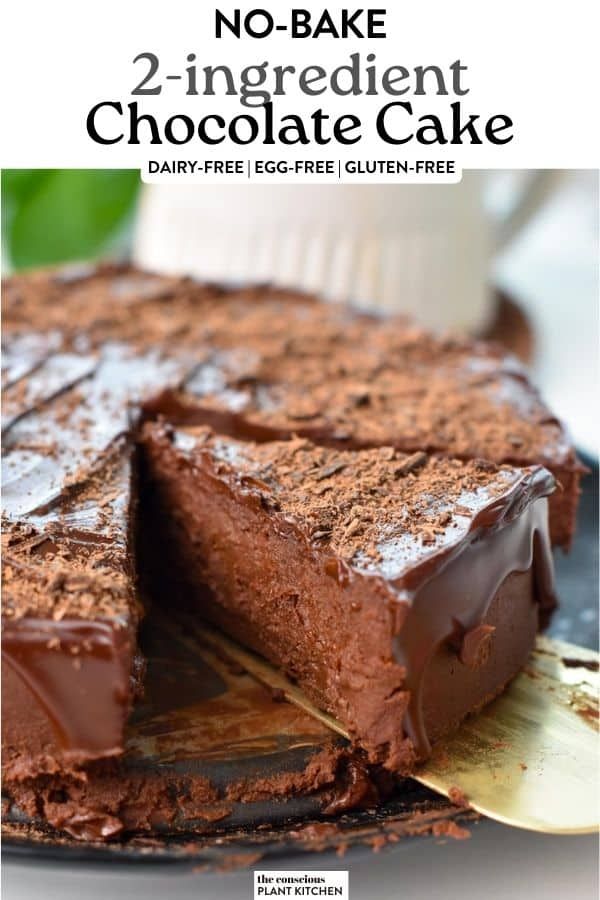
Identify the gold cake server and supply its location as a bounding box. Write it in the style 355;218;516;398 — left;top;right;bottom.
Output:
193;624;599;835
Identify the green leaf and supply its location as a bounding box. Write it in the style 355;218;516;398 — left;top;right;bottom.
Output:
2;170;53;208
3;169;140;270
1;170;52;237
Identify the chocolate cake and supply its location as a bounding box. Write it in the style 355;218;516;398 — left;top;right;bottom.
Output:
4;264;581;548
0;264;580;840
4;611;355;841
144;309;580;550
2;342;191;782
141;424;556;771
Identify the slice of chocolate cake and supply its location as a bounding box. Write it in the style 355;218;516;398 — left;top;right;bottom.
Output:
141;423;556;772
1;343;190;783
2;448;138;784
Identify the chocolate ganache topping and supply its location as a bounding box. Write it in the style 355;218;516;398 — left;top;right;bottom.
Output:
140;424;556;767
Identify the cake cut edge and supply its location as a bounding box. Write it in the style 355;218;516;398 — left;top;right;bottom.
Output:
139;422;557;773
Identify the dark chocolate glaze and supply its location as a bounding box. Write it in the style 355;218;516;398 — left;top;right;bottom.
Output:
1;352;97;433
2;344;191;522
1;331;63;389
396;494;555;754
2;619;132;757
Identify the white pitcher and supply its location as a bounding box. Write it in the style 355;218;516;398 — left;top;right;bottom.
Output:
133;172;559;334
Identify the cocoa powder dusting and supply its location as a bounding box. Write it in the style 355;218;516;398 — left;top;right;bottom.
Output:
166;424;548;580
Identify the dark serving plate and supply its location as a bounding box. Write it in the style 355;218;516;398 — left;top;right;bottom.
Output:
2;459;597;871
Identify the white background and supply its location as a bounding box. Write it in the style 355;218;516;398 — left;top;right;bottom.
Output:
1;0;599;174
493;169;598;458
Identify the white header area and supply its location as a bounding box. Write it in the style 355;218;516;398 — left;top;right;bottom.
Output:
1;0;599;180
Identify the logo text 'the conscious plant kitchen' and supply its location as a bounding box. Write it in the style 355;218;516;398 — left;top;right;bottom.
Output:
86;7;515;148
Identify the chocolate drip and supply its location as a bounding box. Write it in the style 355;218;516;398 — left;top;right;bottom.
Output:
395;495;555;755
2;619;131;757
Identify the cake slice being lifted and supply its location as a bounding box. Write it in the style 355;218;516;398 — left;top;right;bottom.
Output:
141;423;556;772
